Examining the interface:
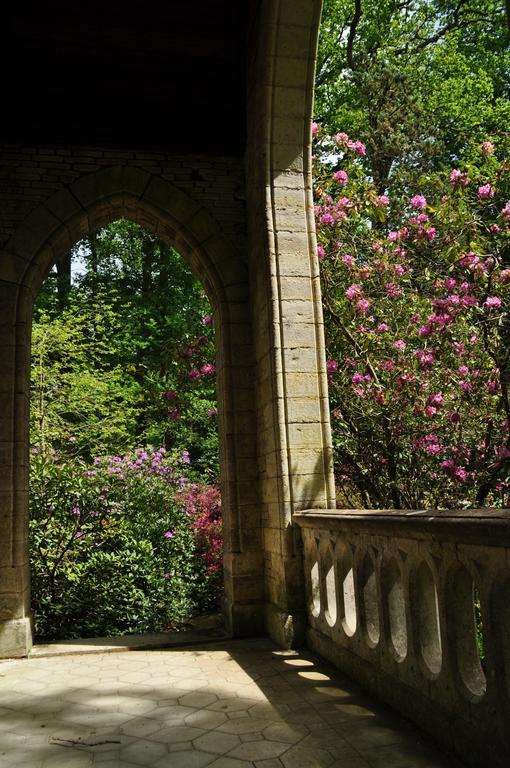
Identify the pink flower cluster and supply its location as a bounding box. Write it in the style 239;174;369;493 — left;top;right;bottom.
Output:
449;169;469;186
316;196;353;228
478;184;495;200
345;283;362;301
179;484;223;576
415;350;435;367
333;132;366;156
415;434;442;456
441;459;470;483
410;194;427;210
481;140;494;156
333;170;348;186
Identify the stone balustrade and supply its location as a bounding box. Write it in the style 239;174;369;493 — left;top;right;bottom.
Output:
294;509;510;768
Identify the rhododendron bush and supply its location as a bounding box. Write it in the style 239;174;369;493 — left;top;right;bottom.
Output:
314;126;510;508
29;221;223;639
30;446;223;640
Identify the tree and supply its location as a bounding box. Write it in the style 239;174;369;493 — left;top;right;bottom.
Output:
31;220;219;478
316;0;510;194
314;128;510;508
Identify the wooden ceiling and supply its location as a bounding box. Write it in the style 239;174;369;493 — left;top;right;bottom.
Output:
2;1;256;155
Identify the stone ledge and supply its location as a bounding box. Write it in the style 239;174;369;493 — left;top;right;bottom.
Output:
31;615;227;658
294;508;510;546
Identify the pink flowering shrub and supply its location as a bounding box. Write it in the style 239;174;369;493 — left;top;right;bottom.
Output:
30;446;223;639
314;126;510;508
179;484;223;606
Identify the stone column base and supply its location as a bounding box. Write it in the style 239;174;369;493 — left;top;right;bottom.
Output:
0;617;32;658
223;599;265;638
265;604;306;649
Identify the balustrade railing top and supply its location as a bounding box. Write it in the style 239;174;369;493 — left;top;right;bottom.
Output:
294;508;510;768
295;507;510;545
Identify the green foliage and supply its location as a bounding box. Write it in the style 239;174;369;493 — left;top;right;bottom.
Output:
31;301;143;457
315;129;510;509
30;447;221;640
30;220;222;640
316;0;510;193
31;220;219;476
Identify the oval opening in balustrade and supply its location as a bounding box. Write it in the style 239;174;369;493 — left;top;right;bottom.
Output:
414;561;442;676
473;585;486;675
451;567;486;700
324;549;337;627
339;548;357;637
384;558;407;661
310;550;321;618
360;553;380;647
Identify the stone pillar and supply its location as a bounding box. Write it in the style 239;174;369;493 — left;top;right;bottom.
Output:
0;277;33;657
246;0;335;647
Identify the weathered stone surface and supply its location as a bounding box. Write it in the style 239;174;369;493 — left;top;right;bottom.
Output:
0;638;454;768
295;509;510;768
0;617;32;657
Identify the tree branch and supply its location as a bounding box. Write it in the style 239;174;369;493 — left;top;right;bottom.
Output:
346;0;362;71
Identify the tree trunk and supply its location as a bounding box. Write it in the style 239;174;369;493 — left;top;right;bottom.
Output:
88;232;99;296
56;253;72;311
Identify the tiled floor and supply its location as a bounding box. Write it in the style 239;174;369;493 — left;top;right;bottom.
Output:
0;638;461;767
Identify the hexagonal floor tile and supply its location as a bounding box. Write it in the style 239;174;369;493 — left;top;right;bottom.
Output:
208;759;253;768
178;692;218;708
263;722;308;744
119;738;168;765
227;739;289;762
193;731;241;755
208;699;256;714
154;749;215;768
184;709;228;730
280;746;337;768
152;725;207;744
218;717;273;735
120;716;163;738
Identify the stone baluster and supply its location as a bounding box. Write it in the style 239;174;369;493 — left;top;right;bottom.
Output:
294;509;510;768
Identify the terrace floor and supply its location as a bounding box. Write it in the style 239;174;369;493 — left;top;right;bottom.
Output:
0;637;462;768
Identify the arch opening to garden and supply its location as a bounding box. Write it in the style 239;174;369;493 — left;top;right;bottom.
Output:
0;167;265;655
29;219;224;642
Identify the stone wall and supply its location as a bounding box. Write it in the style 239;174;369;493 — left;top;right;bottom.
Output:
0;151;265;656
0;0;335;657
0;147;246;253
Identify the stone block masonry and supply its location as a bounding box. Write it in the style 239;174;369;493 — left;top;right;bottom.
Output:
0;149;263;655
0;0;336;671
0;148;247;256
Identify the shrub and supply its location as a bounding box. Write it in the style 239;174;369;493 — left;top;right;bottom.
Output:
178;483;223;609
314;128;510;508
30;446;223;640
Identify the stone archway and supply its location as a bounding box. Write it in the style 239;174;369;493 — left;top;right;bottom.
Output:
0;168;264;656
0;0;335;657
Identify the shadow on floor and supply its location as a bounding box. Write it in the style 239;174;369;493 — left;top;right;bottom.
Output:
0;637;464;768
